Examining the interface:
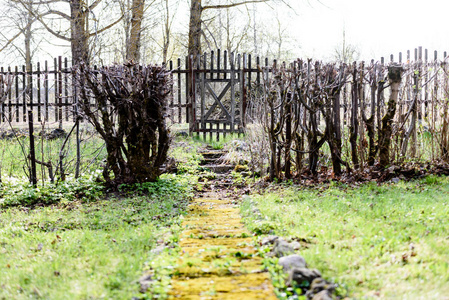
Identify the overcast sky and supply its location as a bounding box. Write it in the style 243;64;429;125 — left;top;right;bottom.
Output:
1;0;449;64
290;0;449;61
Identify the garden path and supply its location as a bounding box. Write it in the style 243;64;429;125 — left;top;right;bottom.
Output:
168;195;276;299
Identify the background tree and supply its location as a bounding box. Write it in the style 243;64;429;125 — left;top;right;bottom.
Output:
0;0;44;67
14;0;124;65
187;0;269;60
333;29;360;64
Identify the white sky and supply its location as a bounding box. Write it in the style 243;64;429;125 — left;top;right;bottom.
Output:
2;0;449;64
287;0;449;61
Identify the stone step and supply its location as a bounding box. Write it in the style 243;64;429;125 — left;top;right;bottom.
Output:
199;157;218;166
200;151;226;160
202;164;234;174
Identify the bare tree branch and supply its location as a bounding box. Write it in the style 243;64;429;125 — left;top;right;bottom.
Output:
45;9;71;21
10;0;64;4
203;0;269;10
88;14;124;37
0;31;22;53
89;0;103;11
34;14;71;41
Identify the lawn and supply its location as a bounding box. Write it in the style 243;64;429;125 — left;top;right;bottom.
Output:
241;176;449;299
2;130;449;299
0;175;193;299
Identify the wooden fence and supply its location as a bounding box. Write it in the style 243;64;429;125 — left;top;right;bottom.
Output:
0;57;73;127
0;47;448;136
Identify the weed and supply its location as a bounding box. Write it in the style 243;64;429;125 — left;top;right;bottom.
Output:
0;171;104;207
422;174;441;185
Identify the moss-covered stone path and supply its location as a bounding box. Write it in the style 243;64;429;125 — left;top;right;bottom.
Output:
168;197;277;299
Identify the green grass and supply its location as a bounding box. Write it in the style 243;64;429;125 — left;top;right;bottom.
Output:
0;129;106;181
241;176;449;299
0;174;193;299
0;172;104;207
192;133;242;150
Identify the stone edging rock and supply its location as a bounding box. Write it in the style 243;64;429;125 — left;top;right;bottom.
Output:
259;235;337;300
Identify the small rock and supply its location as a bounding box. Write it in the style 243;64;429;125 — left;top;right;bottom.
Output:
273;238;294;257
138;274;153;293
311;290;333;300
278;254;306;273
150;245;166;255
260;235;279;246
391;177;400;184
290;241;301;250
308;277;328;295
287;267;321;287
36;243;43;251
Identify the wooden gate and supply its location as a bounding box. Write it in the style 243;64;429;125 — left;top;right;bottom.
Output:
189;51;247;139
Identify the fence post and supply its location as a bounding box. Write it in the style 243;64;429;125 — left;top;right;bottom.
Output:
28;110;37;186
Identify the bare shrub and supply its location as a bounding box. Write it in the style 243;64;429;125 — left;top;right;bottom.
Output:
76;62;171;187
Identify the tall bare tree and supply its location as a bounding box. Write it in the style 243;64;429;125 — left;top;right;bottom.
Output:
333;29;360;64
187;0;269;60
0;0;44;68
16;0;124;65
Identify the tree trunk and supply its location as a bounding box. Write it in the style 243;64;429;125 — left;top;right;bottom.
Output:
24;0;33;72
70;0;89;66
162;0;170;64
350;65;359;169
188;0;203;60
284;101;292;179
126;0;145;61
379;65;403;168
331;92;343;176
366;66;377;166
269;99;276;180
400;73;418;158
308;112;319;176
441;102;449;161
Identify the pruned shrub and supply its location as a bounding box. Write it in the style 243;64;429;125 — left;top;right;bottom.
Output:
76;63;171;188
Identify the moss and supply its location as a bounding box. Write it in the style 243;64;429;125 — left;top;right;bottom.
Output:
234;164;250;173
167;197;277;299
